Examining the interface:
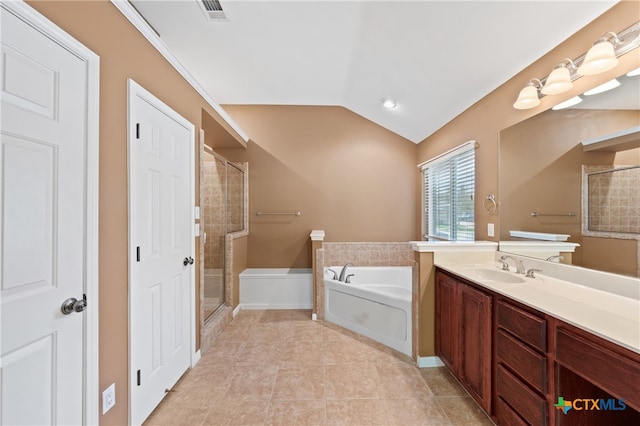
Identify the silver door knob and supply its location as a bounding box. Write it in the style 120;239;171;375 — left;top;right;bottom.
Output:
183;257;194;266
61;297;87;315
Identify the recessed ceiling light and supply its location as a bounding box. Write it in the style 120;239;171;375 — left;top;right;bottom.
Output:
584;78;620;96
627;67;640;77
382;98;397;109
552;96;582;110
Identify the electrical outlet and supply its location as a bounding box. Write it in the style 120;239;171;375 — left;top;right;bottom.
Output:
487;223;495;237
102;383;116;415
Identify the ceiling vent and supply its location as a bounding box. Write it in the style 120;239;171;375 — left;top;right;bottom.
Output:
198;0;228;21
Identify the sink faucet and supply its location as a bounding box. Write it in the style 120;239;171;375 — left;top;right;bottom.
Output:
338;263;353;282
500;255;526;274
546;255;564;262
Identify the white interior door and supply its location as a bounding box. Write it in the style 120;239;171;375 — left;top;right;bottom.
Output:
128;80;195;425
1;3;99;425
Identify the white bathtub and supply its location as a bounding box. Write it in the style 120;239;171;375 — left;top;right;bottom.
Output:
324;266;412;357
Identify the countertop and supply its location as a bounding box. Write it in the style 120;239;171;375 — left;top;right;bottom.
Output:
436;262;640;354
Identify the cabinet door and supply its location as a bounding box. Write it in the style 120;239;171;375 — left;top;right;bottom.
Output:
459;284;492;413
435;271;459;373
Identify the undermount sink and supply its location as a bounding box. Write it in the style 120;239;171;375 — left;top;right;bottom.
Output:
472;268;526;284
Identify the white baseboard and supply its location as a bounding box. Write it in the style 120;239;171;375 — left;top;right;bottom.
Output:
232;305;241;317
191;349;201;367
417;356;444;368
239;303;313;310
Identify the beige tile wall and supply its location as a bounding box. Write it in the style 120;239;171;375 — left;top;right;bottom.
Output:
586;165;640;233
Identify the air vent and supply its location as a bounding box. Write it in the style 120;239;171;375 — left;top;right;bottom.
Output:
198;0;228;21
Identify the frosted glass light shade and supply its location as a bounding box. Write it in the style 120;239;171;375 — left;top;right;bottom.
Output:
577;40;619;75
513;84;540;110
541;66;573;95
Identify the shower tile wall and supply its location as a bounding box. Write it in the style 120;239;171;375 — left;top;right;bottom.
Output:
587;165;640;233
226;165;244;233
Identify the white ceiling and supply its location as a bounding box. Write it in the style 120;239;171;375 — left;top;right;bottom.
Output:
130;0;618;143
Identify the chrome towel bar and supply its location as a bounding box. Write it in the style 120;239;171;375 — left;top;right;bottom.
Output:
256;211;302;217
531;211;576;217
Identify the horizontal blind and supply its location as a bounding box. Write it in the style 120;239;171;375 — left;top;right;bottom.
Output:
423;147;475;241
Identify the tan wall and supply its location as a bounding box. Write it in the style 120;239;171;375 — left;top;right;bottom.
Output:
217;105;419;268
417;2;640;243
25;2;233;424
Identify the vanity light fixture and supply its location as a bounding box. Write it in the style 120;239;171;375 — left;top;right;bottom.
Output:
382;98;397;109
583;78;620;96
513;79;542;110
552;96;582;110
512;21;639;110
627;67;640;77
577;32;620;76
541;59;576;95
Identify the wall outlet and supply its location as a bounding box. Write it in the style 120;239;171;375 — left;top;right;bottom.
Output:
487;223;495;237
102;383;116;415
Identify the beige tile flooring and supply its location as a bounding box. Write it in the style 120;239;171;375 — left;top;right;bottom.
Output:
145;310;495;426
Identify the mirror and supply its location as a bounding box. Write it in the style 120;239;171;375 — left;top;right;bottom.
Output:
499;70;640;278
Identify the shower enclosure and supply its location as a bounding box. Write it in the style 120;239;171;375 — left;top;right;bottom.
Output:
202;148;245;320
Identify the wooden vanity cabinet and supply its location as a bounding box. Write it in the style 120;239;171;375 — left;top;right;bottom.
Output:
495;300;548;426
435;268;640;426
435;270;492;413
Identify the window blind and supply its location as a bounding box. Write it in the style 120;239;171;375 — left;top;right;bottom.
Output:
423;146;475;241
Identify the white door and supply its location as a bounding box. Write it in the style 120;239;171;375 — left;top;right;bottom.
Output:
0;3;99;426
128;80;195;425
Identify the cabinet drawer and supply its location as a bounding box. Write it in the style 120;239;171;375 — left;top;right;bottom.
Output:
556;328;640;411
497;365;547;426
497;301;546;351
497;330;547;393
495;396;530;426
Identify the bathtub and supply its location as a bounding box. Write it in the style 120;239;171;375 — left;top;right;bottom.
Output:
324;266;412;357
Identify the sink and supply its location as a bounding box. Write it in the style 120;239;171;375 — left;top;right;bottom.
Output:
472;268;526;284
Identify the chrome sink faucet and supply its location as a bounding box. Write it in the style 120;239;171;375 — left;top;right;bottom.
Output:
338;263;353;282
500;255;526;274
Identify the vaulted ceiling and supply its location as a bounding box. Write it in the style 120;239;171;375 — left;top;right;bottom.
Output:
130;0;618;143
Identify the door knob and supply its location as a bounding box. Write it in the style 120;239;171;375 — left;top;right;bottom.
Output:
183;257;194;266
61;296;87;315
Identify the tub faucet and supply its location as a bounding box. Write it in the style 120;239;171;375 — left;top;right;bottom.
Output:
338;263;353;282
500;255;526;274
327;269;338;280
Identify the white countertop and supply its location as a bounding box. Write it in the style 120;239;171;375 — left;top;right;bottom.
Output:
436;262;640;354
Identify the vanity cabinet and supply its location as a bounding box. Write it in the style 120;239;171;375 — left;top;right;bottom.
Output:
435;268;640;426
435;270;492;413
495;300;548;426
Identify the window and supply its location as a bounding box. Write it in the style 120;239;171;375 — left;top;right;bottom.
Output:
422;141;475;241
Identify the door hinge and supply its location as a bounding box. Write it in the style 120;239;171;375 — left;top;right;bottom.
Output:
136;123;140;139
137;369;141;386
136;246;140;262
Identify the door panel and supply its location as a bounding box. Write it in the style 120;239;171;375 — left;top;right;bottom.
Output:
1;6;88;425
129;81;193;425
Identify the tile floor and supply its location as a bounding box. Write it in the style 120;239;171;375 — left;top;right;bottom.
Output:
145;310;495;425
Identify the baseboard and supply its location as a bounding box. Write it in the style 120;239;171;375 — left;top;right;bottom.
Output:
232;304;241;317
191;349;201;367
238;303;313;310
417;356;444;368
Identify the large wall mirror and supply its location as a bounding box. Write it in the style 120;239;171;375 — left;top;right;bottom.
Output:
499;69;640;278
